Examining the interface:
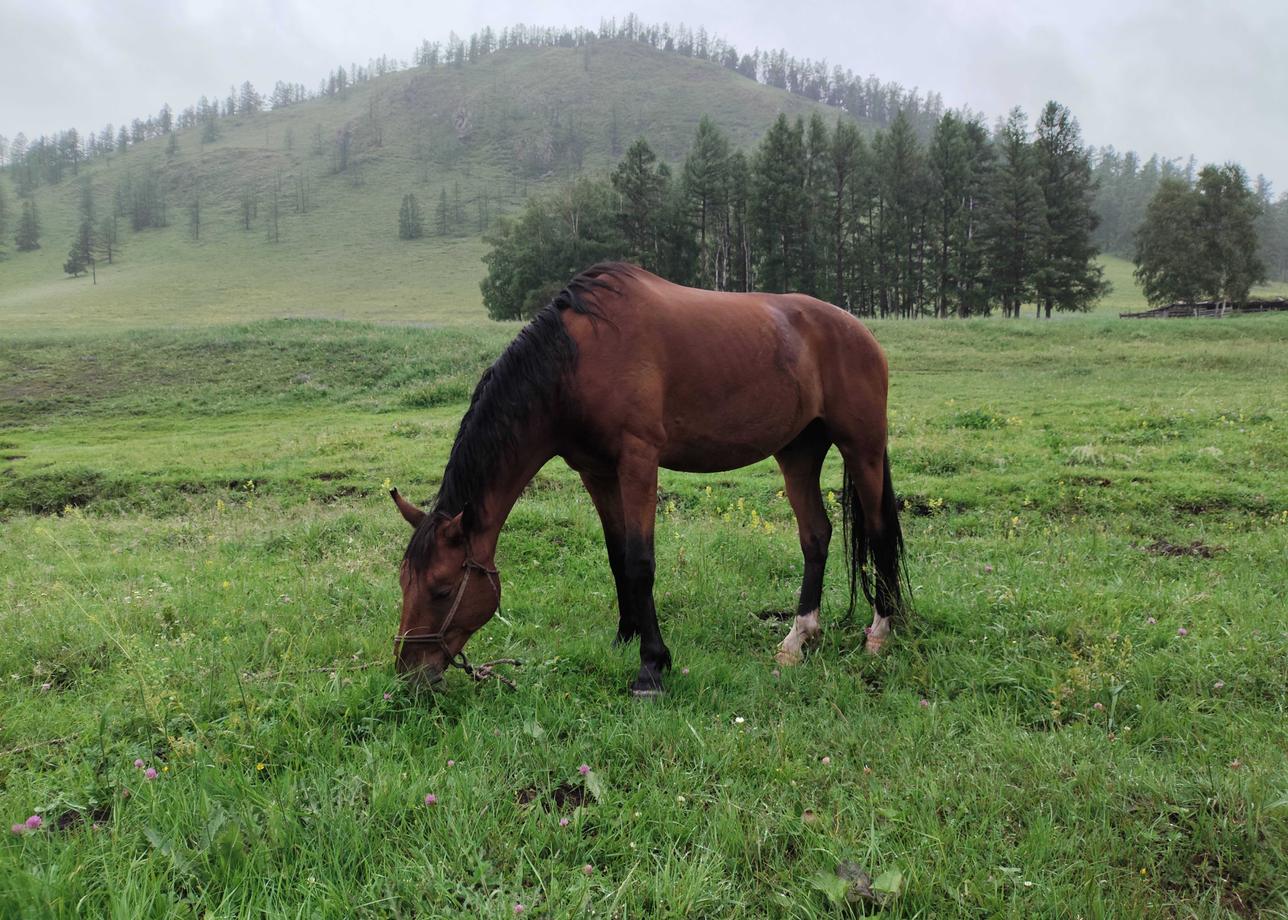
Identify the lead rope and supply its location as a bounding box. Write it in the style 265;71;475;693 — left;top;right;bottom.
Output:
448;566;522;689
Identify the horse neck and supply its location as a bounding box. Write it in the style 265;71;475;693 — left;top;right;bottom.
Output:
464;431;556;567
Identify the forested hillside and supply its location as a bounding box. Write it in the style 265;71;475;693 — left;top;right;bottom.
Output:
3;18;1287;331
0;37;877;331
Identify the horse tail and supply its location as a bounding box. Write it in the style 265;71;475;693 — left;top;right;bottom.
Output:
841;450;911;624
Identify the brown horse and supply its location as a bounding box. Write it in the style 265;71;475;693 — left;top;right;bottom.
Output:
391;263;909;696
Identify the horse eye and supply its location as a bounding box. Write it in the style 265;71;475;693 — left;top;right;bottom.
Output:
430;586;453;600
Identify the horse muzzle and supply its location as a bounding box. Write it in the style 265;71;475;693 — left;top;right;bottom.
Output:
394;645;449;686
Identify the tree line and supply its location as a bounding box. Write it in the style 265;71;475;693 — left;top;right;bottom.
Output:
482;102;1107;320
7;11;1282;280
412;15;948;136
2;11;954;200
1089;147;1288;283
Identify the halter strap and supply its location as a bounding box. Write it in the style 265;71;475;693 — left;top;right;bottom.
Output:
393;557;499;649
393;558;520;688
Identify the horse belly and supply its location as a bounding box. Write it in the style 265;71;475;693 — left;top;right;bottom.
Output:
657;372;813;473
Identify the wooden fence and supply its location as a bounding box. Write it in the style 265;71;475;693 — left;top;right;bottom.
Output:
1120;299;1288;319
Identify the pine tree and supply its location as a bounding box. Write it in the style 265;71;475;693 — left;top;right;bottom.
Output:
611;138;666;267
682;116;730;287
239;184;257;230
188;188;201;242
267;172;282;243
928;113;968;317
825;118;865;307
1134;163;1265;307
1031;101;1107;317
800;112;831;297
96;215;119;263
238;81;262;115
982;108;1045;318
1260;191;1288;282
654;163;697;284
64;220;93;279
750;114;807;293
956;119;995;317
928;113;994;317
726;150;753;292
15;199;40;251
398;193;424;239
0;182;8;258
333;127;352;173
873;112;929;317
63;242;88;278
70;177;97;279
437;188;450;236
294;170;312;214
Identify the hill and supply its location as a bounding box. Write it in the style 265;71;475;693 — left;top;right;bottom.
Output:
0;41;867;334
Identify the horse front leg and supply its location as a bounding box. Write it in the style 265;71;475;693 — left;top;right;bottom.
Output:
579;472;636;644
616;441;670;697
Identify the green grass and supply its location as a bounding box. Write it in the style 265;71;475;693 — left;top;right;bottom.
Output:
5;42;1286;915
2;314;1286;917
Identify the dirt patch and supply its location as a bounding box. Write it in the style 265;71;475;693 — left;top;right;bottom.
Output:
322;486;361;503
515;781;586;812
1143;539;1221;558
896;495;961;516
755;608;794;621
312;471;352;482
898;496;934;516
54;801;112;833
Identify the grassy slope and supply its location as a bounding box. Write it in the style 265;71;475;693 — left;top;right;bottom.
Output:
0;41;854;334
2;315;1286;916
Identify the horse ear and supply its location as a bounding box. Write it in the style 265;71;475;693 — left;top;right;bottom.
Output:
439;504;474;546
390;488;425;528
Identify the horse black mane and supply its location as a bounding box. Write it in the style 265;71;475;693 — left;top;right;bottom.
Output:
403;262;635;570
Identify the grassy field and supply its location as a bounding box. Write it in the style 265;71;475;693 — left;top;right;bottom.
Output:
2;311;1286;917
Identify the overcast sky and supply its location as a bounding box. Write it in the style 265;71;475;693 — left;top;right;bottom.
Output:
3;0;1285;187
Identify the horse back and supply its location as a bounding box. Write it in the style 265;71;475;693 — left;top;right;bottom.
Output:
559;269;888;472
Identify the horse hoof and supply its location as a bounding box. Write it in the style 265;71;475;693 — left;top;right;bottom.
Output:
630;670;665;696
775;647;804;667
864;637;886;655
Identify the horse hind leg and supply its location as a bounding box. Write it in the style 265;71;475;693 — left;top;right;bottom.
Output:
836;441;908;654
773;425;833;666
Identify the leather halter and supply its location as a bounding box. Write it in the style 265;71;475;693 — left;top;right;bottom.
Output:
394;557;500;655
